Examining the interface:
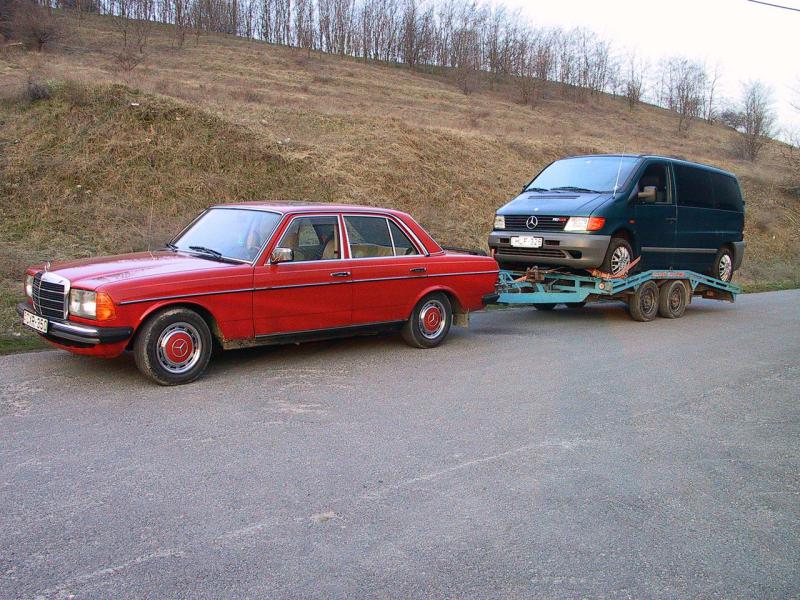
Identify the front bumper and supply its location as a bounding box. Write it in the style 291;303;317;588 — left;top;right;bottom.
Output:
17;303;133;346
488;231;611;268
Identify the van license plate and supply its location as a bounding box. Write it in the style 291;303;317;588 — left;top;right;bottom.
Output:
23;310;48;334
510;236;543;249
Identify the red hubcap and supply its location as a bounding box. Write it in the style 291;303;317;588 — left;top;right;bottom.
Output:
164;331;193;364
422;307;442;333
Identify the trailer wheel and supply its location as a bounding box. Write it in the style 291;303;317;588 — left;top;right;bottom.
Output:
628;280;659;322
533;303;557;311
658;280;688;319
402;292;452;348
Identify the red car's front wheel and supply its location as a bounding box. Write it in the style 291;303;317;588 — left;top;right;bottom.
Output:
402;293;453;349
134;308;213;385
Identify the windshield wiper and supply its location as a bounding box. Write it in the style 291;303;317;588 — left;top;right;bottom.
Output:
187;245;239;263
524;187;549;193
549;186;600;193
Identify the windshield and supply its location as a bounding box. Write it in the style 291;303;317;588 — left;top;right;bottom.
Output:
172;208;281;262
527;156;640;194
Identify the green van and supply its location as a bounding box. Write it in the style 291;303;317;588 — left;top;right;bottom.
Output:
488;154;745;281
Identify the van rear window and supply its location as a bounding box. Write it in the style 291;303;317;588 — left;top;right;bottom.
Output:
675;165;713;209
710;172;743;212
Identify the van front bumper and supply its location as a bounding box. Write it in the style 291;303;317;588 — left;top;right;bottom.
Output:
488;231;611;269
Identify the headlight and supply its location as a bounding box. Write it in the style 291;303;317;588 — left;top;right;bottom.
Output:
564;216;606;232
69;289;97;319
494;215;505;229
25;274;34;298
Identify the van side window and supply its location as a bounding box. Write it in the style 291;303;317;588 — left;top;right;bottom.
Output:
637;163;670;203
710;172;743;212
675;165;714;209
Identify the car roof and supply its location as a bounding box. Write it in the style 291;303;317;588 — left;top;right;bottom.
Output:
561;154;737;178
210;201;411;217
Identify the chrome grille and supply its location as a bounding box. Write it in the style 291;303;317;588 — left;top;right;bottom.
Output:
503;215;568;232
32;273;68;320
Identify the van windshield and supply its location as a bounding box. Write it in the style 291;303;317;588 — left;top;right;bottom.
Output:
527;156;640;194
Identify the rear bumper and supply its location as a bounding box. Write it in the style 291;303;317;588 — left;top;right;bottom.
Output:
488;231;610;268
17;303;133;346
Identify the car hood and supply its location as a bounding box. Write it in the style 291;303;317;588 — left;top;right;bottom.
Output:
497;192;614;215
38;251;238;289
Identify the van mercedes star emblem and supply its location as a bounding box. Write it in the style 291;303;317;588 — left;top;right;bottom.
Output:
526;216;538;229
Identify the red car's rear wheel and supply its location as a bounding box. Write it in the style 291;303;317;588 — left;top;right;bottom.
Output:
402;292;452;348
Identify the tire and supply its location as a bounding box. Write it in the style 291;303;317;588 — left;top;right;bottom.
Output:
565;302;587;309
402;292;453;348
628;280;659;322
533;303;557;311
134;307;213;385
710;246;734;282
599;236;635;276
658;280;688;319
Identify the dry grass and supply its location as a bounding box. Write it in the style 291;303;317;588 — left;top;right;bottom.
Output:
0;12;798;349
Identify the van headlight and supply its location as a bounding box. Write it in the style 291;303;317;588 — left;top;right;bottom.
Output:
494;215;505;229
564;216;606;232
25;274;34;298
69;289;97;319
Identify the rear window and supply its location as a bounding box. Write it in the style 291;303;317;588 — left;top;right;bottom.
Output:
710;172;743;212
675;165;714;209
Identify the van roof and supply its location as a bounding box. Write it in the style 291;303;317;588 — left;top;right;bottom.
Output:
565;154;737;179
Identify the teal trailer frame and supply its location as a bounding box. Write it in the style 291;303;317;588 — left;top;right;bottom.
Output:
484;269;741;320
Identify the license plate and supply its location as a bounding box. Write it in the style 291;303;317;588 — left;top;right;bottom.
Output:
510;236;543;249
23;310;48;334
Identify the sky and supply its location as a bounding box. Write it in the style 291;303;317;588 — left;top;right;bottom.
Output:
495;0;799;135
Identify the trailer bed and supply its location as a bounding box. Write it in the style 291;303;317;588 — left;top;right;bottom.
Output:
484;269;741;321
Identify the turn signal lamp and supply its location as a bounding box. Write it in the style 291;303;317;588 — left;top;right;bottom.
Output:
95;292;116;321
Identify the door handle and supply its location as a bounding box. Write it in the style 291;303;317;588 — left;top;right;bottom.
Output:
665;217;677;223
410;267;427;273
330;271;350;277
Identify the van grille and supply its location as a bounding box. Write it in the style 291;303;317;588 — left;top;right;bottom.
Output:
503;215;568;232
32;273;67;320
497;247;568;258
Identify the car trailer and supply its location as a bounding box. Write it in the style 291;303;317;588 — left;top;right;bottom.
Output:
483;268;742;321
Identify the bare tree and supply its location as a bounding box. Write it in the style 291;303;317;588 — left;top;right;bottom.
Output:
738;80;775;161
624;50;646;111
704;62;721;123
9;0;62;51
658;56;707;131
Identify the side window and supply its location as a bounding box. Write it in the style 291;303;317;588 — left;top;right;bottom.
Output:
675;164;714;208
388;221;420;256
711;172;743;212
277;216;340;262
345;216;395;258
636;163;671;204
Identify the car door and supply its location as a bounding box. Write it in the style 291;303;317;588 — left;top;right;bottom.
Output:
343;214;429;324
252;214;353;337
673;164;719;270
633;161;677;269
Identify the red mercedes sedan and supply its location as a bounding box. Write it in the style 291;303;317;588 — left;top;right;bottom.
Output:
18;203;499;384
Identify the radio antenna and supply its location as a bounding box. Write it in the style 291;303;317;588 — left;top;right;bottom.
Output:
146;194;155;253
613;149;626;196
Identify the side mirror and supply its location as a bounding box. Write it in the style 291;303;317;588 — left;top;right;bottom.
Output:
270;247;293;264
637;186;657;203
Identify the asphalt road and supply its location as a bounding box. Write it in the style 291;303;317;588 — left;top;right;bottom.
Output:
1;290;799;599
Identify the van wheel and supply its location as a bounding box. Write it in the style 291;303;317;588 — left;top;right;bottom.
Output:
711;247;733;282
402;293;452;348
658;280;688;319
134;308;213;385
628;280;659;322
599;237;634;276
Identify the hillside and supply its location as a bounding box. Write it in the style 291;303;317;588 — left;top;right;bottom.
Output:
1;13;798;351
